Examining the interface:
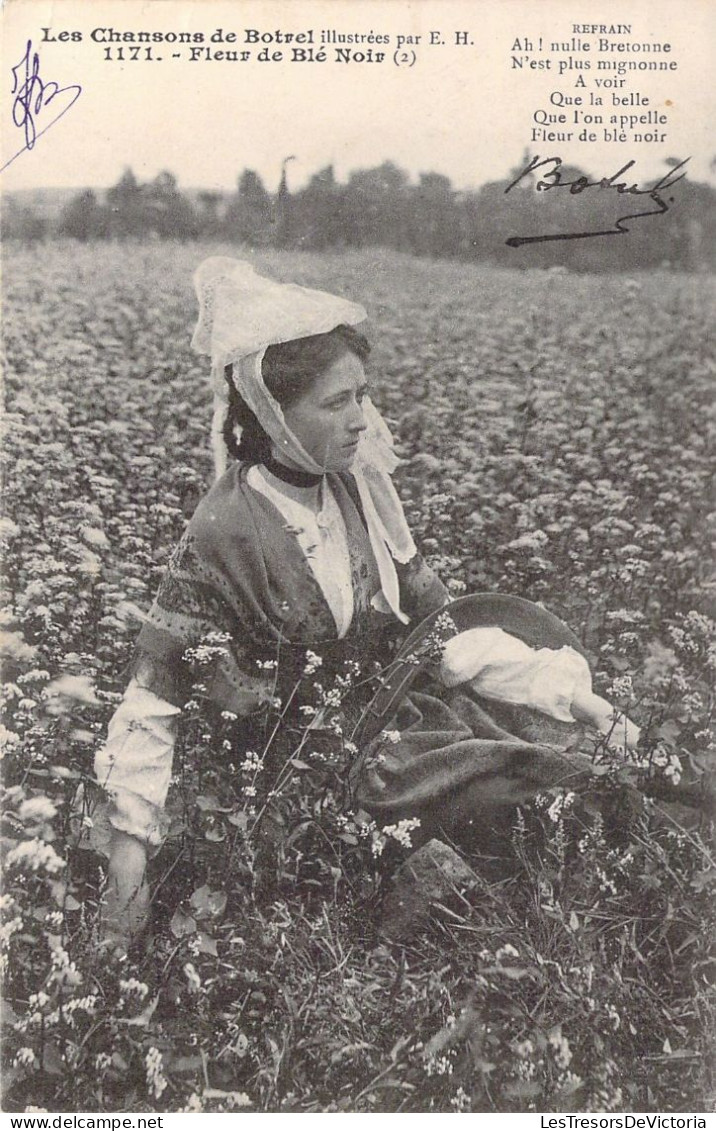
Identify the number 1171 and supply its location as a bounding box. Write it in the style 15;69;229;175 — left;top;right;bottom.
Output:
103;46;157;61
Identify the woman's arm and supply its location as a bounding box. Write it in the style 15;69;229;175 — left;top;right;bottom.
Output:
439;626;641;750
94;677;179;844
571;687;641;750
103;829;150;949
94;676;180;946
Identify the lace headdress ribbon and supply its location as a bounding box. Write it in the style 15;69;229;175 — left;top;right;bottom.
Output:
191;257;416;624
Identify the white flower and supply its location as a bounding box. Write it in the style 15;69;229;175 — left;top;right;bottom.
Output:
0;725;21;755
496;943;520;961
447;578;467;594
240;752;263;773
119;978;149;1001
218;1092;251;1109
80;526;110;549
513;1039;534;1059
44;674;99;706
183;962;202;993
0;517;20;539
180;1094;203;1113
425;1053;454;1077
0;916;23;948
506;530;549;552
546;792;575;823
14;1047;38;1068
303;650;323;676
597;868;618;896
18;797;57;823
548;1028;573;1070
663;756;682;785
28;992;50;1010
47;938;81;987
145;1047;168;1100
606;1003;621;1030
607;674;633;700
372;818;421;857
6;838;64;874
381;729;401;745
450;1086;470;1111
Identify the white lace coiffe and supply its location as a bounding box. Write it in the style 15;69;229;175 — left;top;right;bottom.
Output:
191;256;416;624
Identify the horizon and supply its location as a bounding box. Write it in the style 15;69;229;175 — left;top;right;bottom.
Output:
5;152;712;201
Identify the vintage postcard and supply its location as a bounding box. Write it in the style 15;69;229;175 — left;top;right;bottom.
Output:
1;0;714;1120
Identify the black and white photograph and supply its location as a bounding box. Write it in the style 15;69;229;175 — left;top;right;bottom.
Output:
1;0;714;1119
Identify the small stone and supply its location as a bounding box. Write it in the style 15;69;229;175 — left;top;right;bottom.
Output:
379;838;478;941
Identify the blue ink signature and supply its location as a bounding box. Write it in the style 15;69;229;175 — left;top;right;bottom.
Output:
1;40;82;173
504;156;689;246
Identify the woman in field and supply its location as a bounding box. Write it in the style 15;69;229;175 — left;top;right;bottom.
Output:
95;257;637;944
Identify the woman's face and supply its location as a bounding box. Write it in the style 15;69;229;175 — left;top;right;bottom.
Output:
280;350;369;471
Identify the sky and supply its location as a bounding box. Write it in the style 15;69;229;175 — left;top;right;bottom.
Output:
1;0;714;196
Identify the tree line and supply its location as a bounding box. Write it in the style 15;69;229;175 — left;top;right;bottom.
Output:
3;158;714;272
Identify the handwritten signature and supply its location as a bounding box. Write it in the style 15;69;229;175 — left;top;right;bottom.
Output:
2;40;82;174
504;156;689;246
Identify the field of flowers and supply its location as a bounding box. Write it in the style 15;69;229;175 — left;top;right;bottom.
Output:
1;242;714;1114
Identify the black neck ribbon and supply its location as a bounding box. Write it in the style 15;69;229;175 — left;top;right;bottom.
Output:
262;457;325;489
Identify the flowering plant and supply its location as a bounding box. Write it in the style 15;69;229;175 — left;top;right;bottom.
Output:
1;245;713;1113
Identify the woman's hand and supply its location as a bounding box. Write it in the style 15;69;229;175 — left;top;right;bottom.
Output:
571;689;641;751
102;829;150;951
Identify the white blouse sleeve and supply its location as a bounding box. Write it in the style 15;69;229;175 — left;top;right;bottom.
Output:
439;626;592;723
94;679;180;847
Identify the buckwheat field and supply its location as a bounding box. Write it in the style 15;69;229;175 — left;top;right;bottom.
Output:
2;243;714;1113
